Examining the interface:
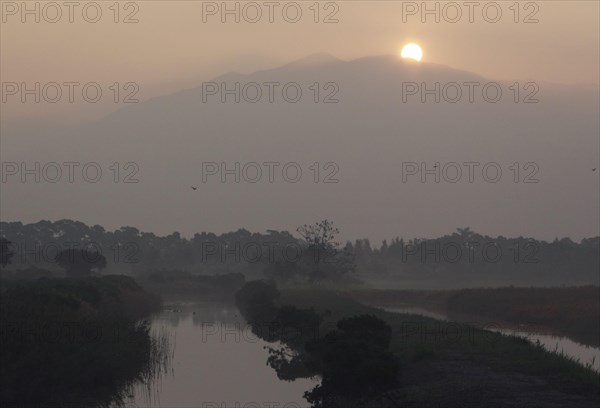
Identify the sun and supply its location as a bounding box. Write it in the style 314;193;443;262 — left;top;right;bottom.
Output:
400;43;423;62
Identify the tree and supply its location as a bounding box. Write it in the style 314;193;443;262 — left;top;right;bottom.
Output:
304;315;399;407
456;227;474;240
234;280;280;327
296;220;355;283
297;220;340;256
54;248;107;277
0;238;15;267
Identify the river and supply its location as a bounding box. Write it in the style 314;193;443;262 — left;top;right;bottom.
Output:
118;300;598;407
125;301;317;408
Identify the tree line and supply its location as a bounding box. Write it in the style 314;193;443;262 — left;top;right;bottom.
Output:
1;220;598;285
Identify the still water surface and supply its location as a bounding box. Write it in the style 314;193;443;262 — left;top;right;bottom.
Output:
126;301;317;407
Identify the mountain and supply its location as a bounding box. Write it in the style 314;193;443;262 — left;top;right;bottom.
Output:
2;54;598;241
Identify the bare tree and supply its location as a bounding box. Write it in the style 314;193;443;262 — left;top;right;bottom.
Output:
297;220;354;283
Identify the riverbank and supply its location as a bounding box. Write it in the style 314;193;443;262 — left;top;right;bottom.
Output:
0;275;168;407
349;286;600;348
278;289;600;407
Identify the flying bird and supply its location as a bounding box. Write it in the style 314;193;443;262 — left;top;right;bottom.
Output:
191;186;198;190
593;168;597;172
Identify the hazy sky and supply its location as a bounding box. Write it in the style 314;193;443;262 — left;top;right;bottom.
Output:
1;1;599;242
2;1;599;122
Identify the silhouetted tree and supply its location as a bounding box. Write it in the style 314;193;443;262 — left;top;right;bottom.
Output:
2;220;598;285
304;315;399;406
54;248;107;277
297;220;355;283
0;238;15;267
235;280;280;326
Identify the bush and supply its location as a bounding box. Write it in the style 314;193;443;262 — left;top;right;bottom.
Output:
305;315;399;406
235;280;280;324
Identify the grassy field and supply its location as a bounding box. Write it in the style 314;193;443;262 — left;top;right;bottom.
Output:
350;286;600;348
279;289;600;407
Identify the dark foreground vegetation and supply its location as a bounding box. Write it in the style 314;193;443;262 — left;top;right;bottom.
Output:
0;275;169;407
236;282;600;407
351;286;600;347
235;280;400;407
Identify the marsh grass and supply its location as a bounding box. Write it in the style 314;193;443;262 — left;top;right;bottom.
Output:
0;275;172;408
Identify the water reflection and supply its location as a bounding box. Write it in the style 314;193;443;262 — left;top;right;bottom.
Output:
126;301;317;407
